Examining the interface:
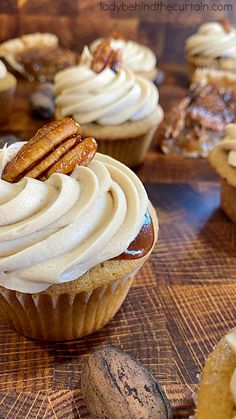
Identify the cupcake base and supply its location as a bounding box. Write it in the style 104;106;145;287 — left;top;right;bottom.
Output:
56;106;163;167
208;140;236;224
0;270;135;341
0;205;158;341
92;127;157;167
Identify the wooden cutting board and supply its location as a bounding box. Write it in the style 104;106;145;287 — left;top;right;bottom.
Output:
0;64;235;418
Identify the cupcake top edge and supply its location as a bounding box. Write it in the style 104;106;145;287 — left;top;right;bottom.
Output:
185;20;236;60
0;119;151;294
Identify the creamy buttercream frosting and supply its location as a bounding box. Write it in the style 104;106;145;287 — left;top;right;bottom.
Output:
0;143;148;294
219;124;236;167
186;21;236;59
55;65;161;125
0;60;7;79
90;37;156;73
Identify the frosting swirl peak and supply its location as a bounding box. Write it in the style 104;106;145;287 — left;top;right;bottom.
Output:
186;21;236;59
55;65;160;125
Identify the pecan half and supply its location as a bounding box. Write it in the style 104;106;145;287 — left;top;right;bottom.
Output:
2;119;97;183
218;18;231;33
91;39;122;73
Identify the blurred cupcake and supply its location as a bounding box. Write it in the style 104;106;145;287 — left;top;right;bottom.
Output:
55;43;163;167
0;33;78;81
0;60;16;124
0;118;158;341
186;20;236;77
157;68;236;158
209;124;236;223
90;32;158;81
196;328;236;418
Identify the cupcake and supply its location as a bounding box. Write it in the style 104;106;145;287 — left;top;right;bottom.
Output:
0;33;78;81
0;118;158;341
0;60;16;124
55;44;163;167
196;328;236;418
209;124;236;223
90;33;158;81
157;68;236;158
186;20;236;77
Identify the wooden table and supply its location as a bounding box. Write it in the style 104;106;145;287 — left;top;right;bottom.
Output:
0;64;235;418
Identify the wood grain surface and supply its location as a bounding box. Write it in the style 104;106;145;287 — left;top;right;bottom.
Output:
0;2;236;418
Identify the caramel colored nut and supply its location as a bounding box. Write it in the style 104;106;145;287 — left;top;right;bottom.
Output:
91;39;122;73
218;18;231;33
2;118;79;182
81;348;172;419
43;136;97;178
25;134;81;179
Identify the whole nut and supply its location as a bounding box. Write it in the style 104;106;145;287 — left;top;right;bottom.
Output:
81;348;171;419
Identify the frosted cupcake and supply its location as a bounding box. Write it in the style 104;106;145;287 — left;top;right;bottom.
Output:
185;20;236;76
0;33;78;81
55;44;163;167
0;60;16;124
0;118;158;341
196;328;236;418
90;33;157;80
209;124;236;223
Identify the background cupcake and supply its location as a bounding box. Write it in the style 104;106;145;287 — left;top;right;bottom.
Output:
185;20;236;76
90;33;158;81
0;33;78;81
209;124;236;223
0;59;16;124
55;44;163;167
0;119;158;341
196;328;236;418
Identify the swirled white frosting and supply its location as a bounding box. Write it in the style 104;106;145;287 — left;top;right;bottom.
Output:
0;60;7;79
186;22;236;59
55;65;160;125
90;38;156;73
0;143;149;293
219;124;236;167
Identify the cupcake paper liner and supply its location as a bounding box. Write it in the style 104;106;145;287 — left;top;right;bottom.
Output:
96;126;157;167
0;266;141;341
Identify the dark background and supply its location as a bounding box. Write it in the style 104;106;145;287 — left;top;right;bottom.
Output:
0;0;235;64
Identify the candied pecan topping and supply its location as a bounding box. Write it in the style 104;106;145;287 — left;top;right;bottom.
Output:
91;39;122;73
111;30;126;40
218;18;231;33
187;86;236;131
161;97;191;139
